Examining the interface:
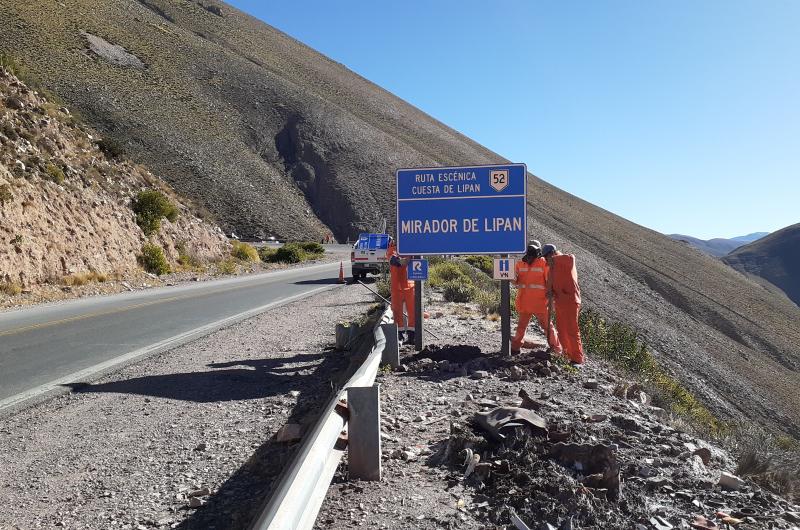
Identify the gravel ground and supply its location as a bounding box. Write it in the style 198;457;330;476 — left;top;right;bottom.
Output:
0;282;374;529
315;295;800;529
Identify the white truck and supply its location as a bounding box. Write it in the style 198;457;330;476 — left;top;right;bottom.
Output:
351;233;389;280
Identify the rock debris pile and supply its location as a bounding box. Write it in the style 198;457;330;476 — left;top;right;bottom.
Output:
317;304;800;530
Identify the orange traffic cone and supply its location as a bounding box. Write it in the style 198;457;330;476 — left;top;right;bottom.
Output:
338;262;345;284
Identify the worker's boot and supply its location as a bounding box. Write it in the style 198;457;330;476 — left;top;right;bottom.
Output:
405;330;416;345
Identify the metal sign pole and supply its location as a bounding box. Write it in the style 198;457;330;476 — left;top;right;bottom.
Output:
414;256;423;352
500;254;511;356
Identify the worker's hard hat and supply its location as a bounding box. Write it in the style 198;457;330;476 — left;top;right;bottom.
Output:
526;240;542;255
542;244;557;257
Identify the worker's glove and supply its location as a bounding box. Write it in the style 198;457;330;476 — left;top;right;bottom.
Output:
390;255;402;267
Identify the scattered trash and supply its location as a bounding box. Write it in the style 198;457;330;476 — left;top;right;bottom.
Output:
472;406;547;442
689;515;718;529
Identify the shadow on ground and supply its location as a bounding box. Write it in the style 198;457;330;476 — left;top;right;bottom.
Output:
293;278;341;285
62;354;326;402
176;323;376;528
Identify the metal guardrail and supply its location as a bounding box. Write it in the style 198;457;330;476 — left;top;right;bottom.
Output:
249;308;392;530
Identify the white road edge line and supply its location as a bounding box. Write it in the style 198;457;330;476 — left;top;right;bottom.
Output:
0;284;338;415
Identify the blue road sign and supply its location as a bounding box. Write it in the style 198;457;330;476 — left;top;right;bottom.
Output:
396;164;527;255
356;233;389;251
407;259;429;281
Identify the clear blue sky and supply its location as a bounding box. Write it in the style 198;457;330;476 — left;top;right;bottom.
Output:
228;1;799;240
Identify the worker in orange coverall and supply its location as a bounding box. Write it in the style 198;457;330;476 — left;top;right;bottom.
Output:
542;244;584;365
386;239;416;344
512;240;562;355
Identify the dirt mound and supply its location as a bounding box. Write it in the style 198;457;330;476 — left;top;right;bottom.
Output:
0;68;227;290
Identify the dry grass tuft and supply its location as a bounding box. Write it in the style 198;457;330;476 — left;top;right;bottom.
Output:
63;271;108;286
0;281;22;296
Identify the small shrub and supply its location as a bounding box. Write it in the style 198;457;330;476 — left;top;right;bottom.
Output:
298;241;324;255
138;243;170;275
0;281;22;296
132;190;179;236
465;255;493;276
97;137;125;159
11;234;23;246
475;289;501;314
231;241;260;262
45;163;65;185
426;255;447;266
271;243;305;263
442;279;478;303
428;261;469;289
376;279;391;300
0;184;13;206
258;246;278;262
0;52;24;77
217;257;237;275
176;241;203;270
725;424;800;501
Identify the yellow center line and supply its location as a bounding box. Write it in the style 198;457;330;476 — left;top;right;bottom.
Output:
0;279;289;338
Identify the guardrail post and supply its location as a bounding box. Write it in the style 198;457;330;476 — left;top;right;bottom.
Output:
346;384;382;481
380;323;399;368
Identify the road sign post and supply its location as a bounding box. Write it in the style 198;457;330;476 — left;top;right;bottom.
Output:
396;164;527;355
407;257;425;351
494;257;516;355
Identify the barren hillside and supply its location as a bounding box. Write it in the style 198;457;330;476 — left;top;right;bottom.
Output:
724;223;800;307
1;0;800;437
0;67;227;293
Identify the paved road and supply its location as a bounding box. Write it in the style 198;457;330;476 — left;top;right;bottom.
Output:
0;261;349;411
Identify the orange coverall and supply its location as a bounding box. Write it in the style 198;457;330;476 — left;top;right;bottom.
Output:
512;257;561;352
386;243;415;331
548;252;584;364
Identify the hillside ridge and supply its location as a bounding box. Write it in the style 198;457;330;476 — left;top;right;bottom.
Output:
724;223;800;308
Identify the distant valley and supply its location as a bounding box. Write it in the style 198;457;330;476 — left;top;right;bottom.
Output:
668;231;769;257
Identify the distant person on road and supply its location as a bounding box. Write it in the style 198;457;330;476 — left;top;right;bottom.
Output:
542;244;584;365
512;240;562;355
386;239;416;344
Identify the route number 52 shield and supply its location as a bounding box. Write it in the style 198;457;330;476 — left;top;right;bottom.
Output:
490;170;509;192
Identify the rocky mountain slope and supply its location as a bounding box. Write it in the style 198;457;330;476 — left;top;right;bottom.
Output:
668;232;768;258
0;67;227;292
724;224;800;307
2;0;800;438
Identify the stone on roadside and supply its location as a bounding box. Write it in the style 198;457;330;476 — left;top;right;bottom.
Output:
693;447;712;466
688;455;707;476
583;379;599;390
276;423;303;443
289;390;301;398
718;471;745;491
471;370;489;380
193;442;207;452
188;487;210;498
508;365;526;381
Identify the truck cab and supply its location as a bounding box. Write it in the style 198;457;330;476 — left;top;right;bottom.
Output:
351;233;389;280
